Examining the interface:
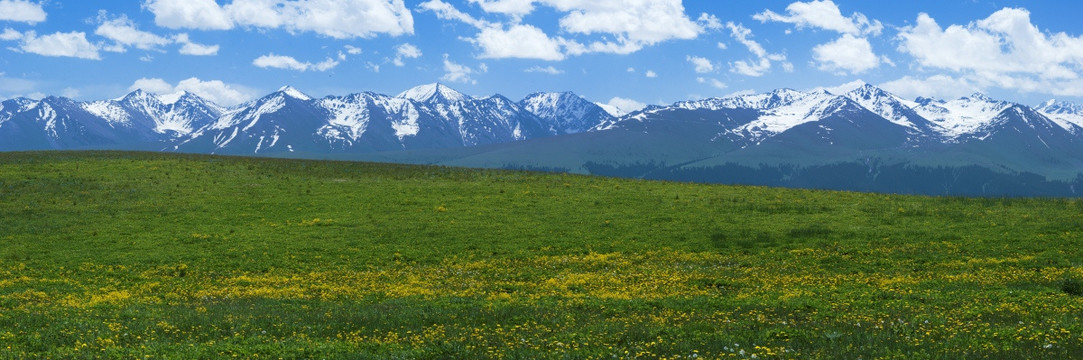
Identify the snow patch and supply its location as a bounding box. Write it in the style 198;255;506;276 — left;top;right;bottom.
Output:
82;101;130;125
396;83;470;103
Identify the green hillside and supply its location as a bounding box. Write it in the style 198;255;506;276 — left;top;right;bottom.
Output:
2;151;1083;358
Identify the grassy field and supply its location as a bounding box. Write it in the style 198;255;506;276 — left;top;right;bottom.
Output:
2;151;1083;359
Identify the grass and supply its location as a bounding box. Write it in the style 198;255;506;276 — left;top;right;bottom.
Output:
1;150;1083;358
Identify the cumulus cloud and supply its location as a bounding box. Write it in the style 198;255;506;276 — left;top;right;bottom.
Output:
441;54;477;84
645;70;658;78
687;55;715;73
253;53;339;72
95;13;172;52
419;0;709;59
143;0;233;30
726;22;788;77
393;43;421;66
897;8;1083;97
755;1;886;76
753;0;882;36
129;77;175;94
3;30;101;59
525;65;562;74
467;0;535;17
0;0;46;24
605;96;646;113
812;34;881;74
344;45;362;55
474;24;565;60
174;33;219;55
143;0;414;38
0;28;21;40
128;77;256;106
880;75;979;100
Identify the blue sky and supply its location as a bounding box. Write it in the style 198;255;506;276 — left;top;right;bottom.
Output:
2;1;1083;111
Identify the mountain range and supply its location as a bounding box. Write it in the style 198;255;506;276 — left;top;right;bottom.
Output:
4;81;1083;196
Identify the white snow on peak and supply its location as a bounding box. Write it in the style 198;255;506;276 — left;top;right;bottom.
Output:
1036;99;1083;131
82;101;130;125
675;88;810;113
730;90;843;139
159;91;187;105
396;83;470;103
912;95;1012;138
278;86;311;101
842;84;923;129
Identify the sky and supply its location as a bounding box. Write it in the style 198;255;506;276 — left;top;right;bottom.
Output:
2;0;1083;111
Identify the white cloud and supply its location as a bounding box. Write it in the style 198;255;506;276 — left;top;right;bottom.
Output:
626;67;635;73
95;13;172;52
393;43;421;66
420;0;707;58
253;53;339;72
753;0;882;36
645;70;657;78
314;58;339;71
812;34;880;74
145;0;414;38
818;79;868;95
419;0;491;28
553;0;702;50
129;77;256;106
441;54;477;84
345;45;362;55
0;0;46;24
143;0;233;30
525;65;562;74
698;13;723;30
880;75;978;100
175;77;255;106
474;24;566;60
129;77;176;94
605;96;646;113
253;54;309;71
726;22;788;77
897;8;1083;97
174;33;219;55
687;55;715;73
716;42;727;50
61;87;80;99
708;78;726;89
8;30;100;59
467;0;535;17
696;77;726;90
0;28;21;40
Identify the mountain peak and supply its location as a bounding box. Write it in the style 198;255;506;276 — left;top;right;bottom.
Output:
396;83;470;103
276;86;311;101
964;92;993;102
1037;99;1083;115
120;89;161;103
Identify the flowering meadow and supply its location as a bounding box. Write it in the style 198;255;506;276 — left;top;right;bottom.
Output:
1;151;1082;358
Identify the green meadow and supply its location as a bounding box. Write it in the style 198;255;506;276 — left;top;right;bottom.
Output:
2;151;1083;359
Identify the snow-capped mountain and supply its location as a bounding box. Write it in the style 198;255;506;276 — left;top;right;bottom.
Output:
396;83;470;104
4;81;1083;184
173;83;565;154
1036;99;1083;134
520;92;615;134
841;84;939;135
